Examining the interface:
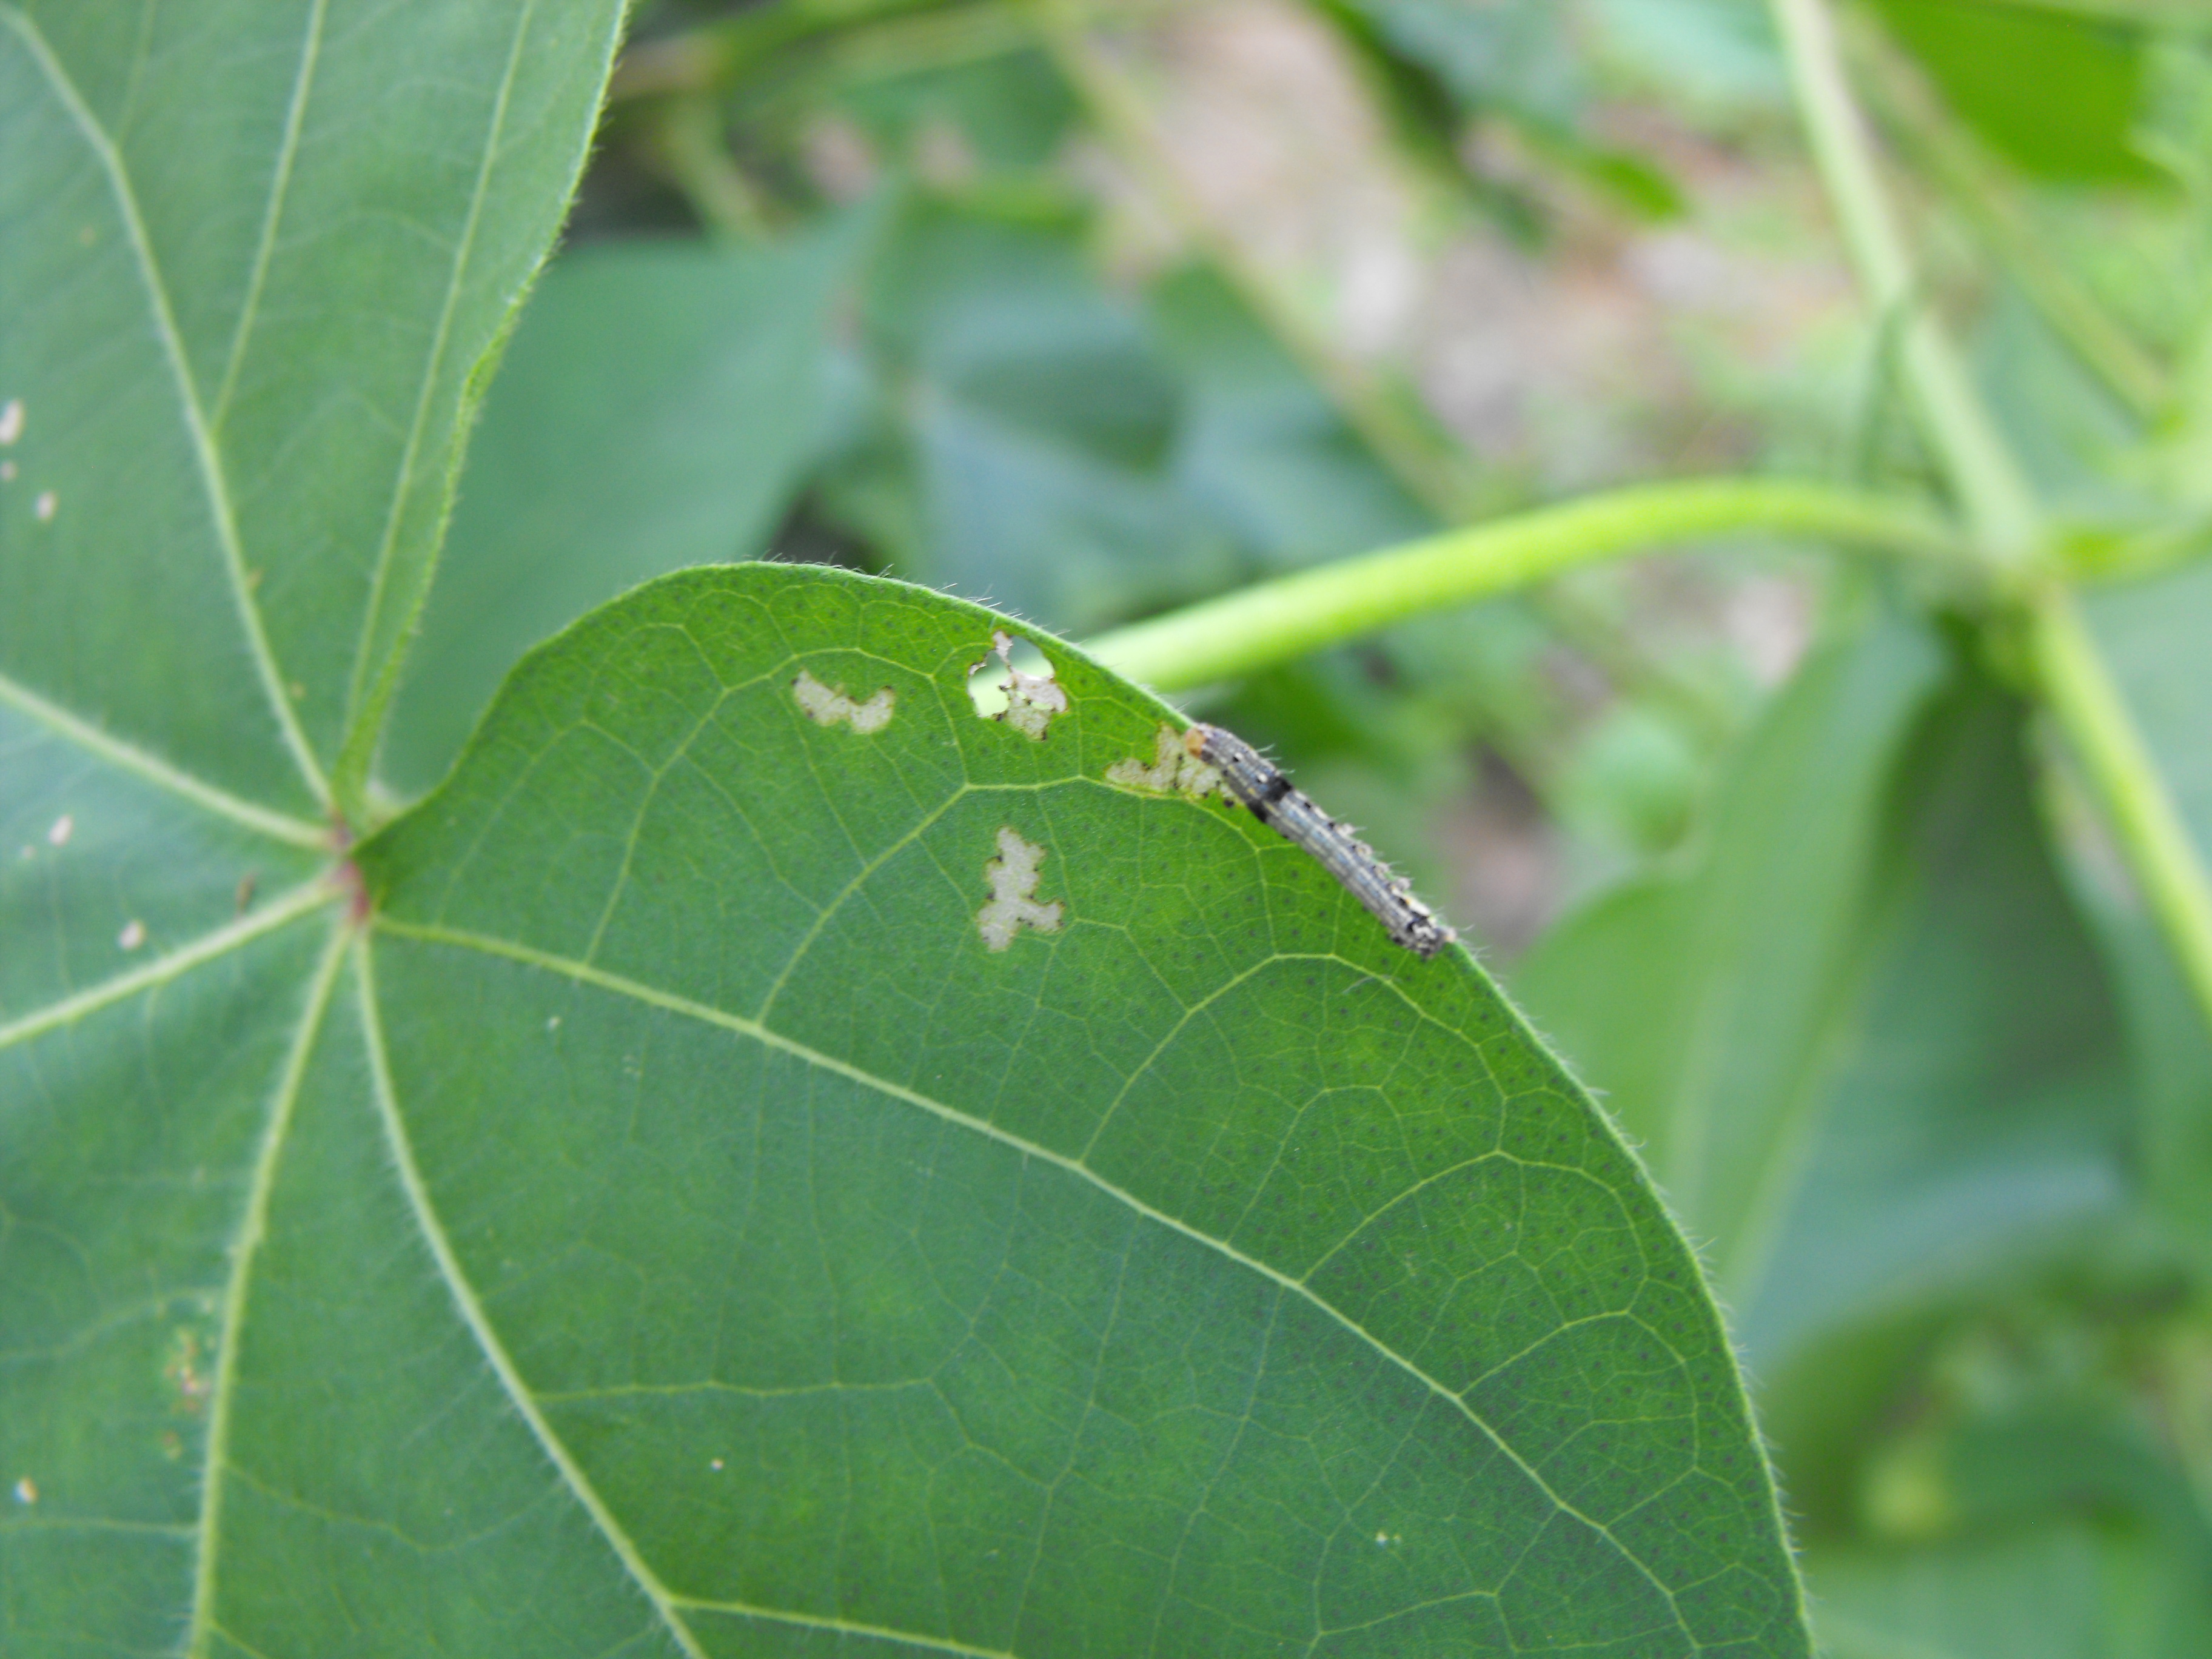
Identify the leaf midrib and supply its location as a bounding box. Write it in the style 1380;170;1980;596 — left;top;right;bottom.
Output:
0;669;326;848
353;938;712;1659
0;879;333;1051
369;912;1704;1647
208;0;327;429
184;922;352;1659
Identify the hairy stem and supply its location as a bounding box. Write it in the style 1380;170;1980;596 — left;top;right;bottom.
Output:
1085;478;1965;689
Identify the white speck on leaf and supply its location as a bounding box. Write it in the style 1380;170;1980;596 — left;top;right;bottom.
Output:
13;1477;35;1504
710;1458;725;1472
47;814;72;847
547;1015;561;1031
1107;725;1221;800
118;919;146;951
793;668;894;733
0;399;20;445
976;826;1064;951
33;490;56;522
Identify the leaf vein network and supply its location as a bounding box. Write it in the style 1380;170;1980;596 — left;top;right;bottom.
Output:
0;5;330;807
0;671;327;846
368;914;1700;1646
0;879;333;1054
355;937;713;1659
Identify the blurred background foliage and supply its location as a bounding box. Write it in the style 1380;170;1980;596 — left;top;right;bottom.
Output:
381;0;2212;1651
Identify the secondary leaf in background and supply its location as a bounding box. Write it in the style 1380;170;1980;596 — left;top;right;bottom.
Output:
2094;901;2212;1276
1321;0;1583;132
1867;0;2159;186
805;153;1472;624
831;45;1079;172
1513;601;2130;1378
1319;0;1683;221
1973;286;2147;520
818;196;1241;632
380;212;874;796
1149;265;1436;573
0;1;631;811
1811;1518;2212;1659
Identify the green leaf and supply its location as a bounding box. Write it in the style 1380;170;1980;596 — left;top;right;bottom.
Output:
1809;1518;2212;1659
819;198;1243;633
4;2;1807;1641
833;47;1079;172
1321;0;1584;131
9;552;1811;1651
1513;602;2131;1375
1866;0;2160;186
379;215;874;797
1317;0;1681;220
1147;267;1436;572
2093;901;2212;1274
0;0;630;817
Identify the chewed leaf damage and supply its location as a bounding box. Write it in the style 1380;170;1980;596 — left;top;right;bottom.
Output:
969;631;1066;739
1107;724;1221;800
976;826;1063;950
793;668;894;733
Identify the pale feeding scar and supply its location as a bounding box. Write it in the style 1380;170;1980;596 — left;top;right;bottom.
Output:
792;668;895;733
970;630;1067;740
1185;722;1457;960
976;826;1064;951
1107;723;1221;800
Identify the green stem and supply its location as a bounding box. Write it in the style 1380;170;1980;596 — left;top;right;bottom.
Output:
2027;585;2212;1032
1769;0;2042;556
1085;478;1964;689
